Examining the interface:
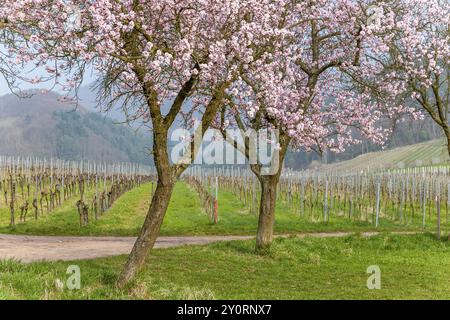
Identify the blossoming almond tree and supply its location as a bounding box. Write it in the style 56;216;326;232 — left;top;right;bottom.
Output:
0;17;35;93
218;0;419;251
0;0;294;286
356;0;450;156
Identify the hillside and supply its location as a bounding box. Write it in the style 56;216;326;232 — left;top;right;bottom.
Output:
0;92;152;164
315;139;449;172
285;116;442;170
77;83;190;127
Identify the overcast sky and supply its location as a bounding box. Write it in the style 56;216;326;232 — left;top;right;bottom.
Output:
0;61;97;97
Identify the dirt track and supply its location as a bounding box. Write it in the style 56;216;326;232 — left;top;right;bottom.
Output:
0;234;253;263
0;231;419;263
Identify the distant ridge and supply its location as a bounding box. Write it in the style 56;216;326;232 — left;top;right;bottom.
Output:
0;91;152;164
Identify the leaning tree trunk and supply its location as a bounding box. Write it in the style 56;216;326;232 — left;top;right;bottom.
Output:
117;176;175;287
255;174;279;251
117;117;176;288
115;79;226;287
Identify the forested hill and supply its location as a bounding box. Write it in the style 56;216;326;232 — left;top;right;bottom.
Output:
0;91;152;164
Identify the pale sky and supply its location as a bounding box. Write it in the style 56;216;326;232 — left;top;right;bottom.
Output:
0;60;97;97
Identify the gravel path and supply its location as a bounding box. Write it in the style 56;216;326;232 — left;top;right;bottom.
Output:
0;231;419;263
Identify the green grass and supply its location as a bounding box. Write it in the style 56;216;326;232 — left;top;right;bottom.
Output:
1;233;449;299
0;181;140;236
0;181;431;237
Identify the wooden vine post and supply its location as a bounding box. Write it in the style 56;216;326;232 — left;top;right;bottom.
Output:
436;183;441;240
213;177;218;224
375;180;381;228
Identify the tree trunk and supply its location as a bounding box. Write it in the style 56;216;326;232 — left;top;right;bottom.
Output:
444;126;450;158
113;76;228;287
255;175;279;251
252;135;289;252
117;176;175;288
